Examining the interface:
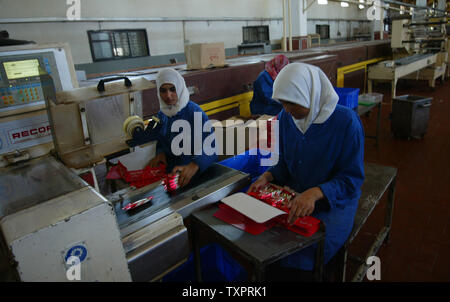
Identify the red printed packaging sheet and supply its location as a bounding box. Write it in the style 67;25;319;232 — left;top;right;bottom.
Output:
106;161;167;188
215;183;321;236
213;203;276;235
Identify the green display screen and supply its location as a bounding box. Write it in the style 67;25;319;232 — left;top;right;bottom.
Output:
3;59;40;80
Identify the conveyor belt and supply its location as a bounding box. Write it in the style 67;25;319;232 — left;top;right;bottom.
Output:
80;40;391;85
394;53;434;66
114;163;250;236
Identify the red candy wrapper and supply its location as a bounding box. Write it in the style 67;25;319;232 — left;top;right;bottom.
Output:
162;173;179;193
122;196;153;211
248;183;321;237
247;183;295;211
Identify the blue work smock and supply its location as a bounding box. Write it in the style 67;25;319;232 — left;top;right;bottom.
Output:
268;105;365;271
250;70;284;116
155;101;218;174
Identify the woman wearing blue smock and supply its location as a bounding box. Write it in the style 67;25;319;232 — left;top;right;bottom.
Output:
250;55;289;115
148;68;217;187
247;63;365;280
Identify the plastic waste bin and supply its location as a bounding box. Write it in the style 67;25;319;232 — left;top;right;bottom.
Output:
391;95;432;139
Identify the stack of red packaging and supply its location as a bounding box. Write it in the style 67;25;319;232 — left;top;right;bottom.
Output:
106;161;166;188
161;174;179;193
214;183;321;237
247;183;295;212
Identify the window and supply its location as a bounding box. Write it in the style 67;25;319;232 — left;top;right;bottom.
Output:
316;25;330;40
87;29;149;62
242;26;270;44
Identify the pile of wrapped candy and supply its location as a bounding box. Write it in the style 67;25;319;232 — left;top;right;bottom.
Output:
247;183;321;236
162;173;180;193
247;183;295;212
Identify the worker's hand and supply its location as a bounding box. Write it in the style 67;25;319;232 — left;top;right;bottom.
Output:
286;187;324;225
148;152;167;168
171;162;199;188
246;171;274;193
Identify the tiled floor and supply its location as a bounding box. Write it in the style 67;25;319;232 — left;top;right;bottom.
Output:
346;76;450;282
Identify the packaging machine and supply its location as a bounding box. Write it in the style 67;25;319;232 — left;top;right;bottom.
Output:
368;11;447;98
0;44;250;281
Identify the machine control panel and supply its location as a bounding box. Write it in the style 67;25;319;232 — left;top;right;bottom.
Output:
0;52;62;110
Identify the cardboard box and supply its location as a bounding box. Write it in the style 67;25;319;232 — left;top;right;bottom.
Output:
255;115;276;151
212;115;276;160
185;42;226;70
212;116;257;160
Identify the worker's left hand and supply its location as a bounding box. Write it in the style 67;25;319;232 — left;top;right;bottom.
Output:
286;187;324;225
171;162;199;188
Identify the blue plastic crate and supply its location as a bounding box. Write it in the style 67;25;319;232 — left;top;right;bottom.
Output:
162;243;247;282
334;87;360;109
219;149;272;191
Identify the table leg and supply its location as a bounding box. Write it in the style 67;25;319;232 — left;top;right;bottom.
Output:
314;238;325;281
368;79;373;93
252;264;265;281
384;175;397;244
375;102;382;147
333;246;347;282
391;79;397;99
192;221;203;282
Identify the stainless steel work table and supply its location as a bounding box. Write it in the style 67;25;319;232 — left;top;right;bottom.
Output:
190;162;397;282
358;99;382;147
191;205;326;281
339;162;397;282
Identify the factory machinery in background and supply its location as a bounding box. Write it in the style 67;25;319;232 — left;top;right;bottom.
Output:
368;7;448;98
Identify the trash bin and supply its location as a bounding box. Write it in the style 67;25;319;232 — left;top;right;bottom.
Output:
391;95;432;139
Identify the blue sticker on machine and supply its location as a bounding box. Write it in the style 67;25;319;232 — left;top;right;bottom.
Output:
64;244;88;263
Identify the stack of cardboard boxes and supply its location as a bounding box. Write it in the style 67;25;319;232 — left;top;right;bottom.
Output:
212;115;276;161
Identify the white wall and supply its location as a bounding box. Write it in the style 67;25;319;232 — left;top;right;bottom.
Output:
0;0;283;19
0;0;373;65
307;2;367;20
307;2;371;39
0;0;285;64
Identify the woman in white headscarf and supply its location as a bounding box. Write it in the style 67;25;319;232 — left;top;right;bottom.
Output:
247;63;365;280
148;68;217;187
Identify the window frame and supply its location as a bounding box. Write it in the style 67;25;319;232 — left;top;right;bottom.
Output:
242;25;270;44
87;29;150;62
315;24;330;40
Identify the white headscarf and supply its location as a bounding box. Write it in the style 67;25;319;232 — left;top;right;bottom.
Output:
156;68;190;117
272;63;339;134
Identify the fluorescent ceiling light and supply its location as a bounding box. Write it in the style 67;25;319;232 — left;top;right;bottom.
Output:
358;0;364;9
318;0;328;5
341;2;349;7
